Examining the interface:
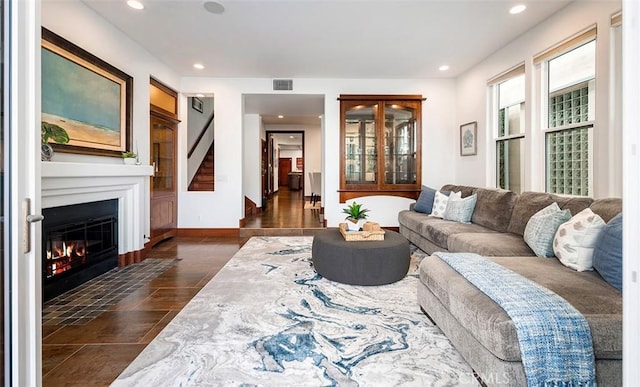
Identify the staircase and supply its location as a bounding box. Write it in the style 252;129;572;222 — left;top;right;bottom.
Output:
189;144;214;191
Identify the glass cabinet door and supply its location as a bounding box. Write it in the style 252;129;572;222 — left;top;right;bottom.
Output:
344;103;377;184
384;103;417;185
339;95;422;202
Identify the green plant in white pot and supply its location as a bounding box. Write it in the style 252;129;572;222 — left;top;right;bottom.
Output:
41;122;70;161
342;201;370;231
122;151;138;164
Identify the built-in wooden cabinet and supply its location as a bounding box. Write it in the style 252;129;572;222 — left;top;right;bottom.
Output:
339;95;423;202
149;78;179;247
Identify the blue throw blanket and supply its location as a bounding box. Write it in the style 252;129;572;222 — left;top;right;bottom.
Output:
433;252;596;387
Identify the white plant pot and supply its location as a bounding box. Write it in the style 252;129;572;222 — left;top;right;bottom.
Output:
346;219;365;231
123;158;136;165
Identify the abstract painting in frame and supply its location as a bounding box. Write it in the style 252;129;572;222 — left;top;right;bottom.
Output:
41;28;133;157
460;121;477;156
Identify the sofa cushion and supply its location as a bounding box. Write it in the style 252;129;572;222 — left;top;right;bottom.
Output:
553;208;605;272
524;203;572;257
414;185;437;214
590;198;623;223
419;255;622;362
555;196;593;217
430;190;460;218
507;192;558;236
447;232;535;256
592;213;623;291
471;188;518;232
398;210;429;234
440;184;476;198
443;194;477;224
420;218;496;249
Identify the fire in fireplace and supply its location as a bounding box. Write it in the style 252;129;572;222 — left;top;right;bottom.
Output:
42;199;118;301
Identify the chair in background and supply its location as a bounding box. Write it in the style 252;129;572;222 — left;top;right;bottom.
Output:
309;171;321;206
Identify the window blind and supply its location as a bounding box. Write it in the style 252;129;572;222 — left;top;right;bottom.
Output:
487;63;525;86
533;25;597;64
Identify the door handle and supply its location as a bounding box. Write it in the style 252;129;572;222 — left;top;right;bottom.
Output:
23;198;44;254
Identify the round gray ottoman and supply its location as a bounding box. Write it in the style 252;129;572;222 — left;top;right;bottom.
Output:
311;229;410;285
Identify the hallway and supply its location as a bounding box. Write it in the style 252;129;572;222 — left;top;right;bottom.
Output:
243;186;323;229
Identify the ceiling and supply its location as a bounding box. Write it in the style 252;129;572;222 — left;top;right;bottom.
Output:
79;0;575;124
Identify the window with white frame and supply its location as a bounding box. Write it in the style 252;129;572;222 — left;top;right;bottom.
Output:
544;39;595;196
496;74;525;193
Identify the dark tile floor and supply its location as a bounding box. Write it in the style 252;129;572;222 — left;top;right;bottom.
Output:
42;186;324;386
42;236;247;386
43;258;177;326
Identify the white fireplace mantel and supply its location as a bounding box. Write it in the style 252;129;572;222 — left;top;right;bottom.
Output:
41;162;154;255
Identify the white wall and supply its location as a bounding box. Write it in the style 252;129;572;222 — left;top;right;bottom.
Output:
242;114;262;209
42;0;181;243
180;77;457;227
455;1;622;198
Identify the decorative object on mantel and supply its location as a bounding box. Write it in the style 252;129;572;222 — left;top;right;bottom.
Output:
121;151;138;165
342;201;370;231
41;122;69;161
339;221;385;241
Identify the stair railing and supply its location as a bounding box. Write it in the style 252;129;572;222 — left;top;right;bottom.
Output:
188;111;214;159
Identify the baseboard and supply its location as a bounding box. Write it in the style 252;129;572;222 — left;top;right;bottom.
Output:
177;228;240;237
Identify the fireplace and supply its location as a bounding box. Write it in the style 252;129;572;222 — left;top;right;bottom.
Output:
42;199;118;301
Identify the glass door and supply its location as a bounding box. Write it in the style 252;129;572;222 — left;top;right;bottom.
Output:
1;2;5;381
4;0;42;384
343;102;377;185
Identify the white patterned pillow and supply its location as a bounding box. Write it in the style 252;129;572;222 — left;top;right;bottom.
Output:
523;202;571;257
553;208;605;271
443;194;477;224
429;191;461;218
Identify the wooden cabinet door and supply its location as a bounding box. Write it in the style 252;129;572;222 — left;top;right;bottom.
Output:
150;112;178;246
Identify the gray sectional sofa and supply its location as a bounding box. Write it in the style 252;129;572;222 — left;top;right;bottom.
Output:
398;184;622;386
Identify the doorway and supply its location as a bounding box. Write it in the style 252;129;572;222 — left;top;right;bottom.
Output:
242;94;324;229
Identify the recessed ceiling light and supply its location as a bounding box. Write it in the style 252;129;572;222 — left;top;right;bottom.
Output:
439;65;450;71
318;115;322;119
278;115;284;119
509;4;526;14
127;0;144;10
203;1;225;14
289;135;294;139
193;63;205;70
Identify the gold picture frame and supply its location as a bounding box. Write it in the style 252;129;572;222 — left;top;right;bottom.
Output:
41;28;133;157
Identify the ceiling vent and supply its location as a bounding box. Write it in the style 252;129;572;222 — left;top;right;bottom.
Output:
273;79;293;91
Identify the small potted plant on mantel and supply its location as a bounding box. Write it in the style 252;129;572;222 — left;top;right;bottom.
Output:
41;122;70;161
342;201;370;231
121;151;138;165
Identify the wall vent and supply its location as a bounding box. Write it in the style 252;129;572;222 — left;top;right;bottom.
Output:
273;79;293;91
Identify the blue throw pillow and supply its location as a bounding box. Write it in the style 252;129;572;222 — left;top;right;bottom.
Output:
414;185;437;214
593;213;623;291
523;203;572;257
443;194;477;224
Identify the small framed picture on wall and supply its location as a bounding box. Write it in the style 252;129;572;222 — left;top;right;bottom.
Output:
192;97;203;113
460;121;477;156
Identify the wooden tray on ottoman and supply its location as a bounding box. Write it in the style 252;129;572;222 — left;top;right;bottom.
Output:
339;222;385;241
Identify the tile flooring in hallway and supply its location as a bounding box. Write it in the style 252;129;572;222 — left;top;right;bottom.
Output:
243;186;324;229
42;236;248;386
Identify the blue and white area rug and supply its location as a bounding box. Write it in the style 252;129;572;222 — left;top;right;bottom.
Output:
113;236;476;386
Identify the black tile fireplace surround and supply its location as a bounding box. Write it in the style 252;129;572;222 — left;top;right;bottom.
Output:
42;199;118;301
